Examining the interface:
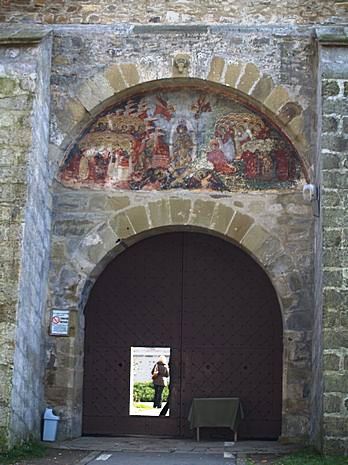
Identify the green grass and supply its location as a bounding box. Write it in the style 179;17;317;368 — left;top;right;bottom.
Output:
133;402;154;409
247;449;348;465
0;440;47;465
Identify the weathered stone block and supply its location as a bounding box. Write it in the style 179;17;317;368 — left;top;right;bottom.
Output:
226;211;253;242
109;212;135;239
322;171;348;189
323;99;348;115
0;77;19;98
53;219;96;237
251;75;274;102
323;353;340;371
264;86;290;113
105;196;130;212
224;63;242;88
170;198;191;224
119;64;140;88
278;102;302;125
322;116;339;133
148;199;171;228
324;416;348;436
323;289;348;311
322;80;340;97
323;330;348;349
210;203;234;234
104;64;127;93
322;152;340;170
324;394;342;414
76;74;115;112
322;135;348;153
324;372;348;393
240;223;269;253
190;199;216;228
323;228;342;247
125;206;150;233
237;63;260;94
288;114;304;135
208;56;225;82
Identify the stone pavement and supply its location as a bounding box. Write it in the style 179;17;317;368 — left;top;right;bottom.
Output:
52;436;300;465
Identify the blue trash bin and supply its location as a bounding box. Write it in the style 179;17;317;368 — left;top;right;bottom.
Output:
42;408;60;442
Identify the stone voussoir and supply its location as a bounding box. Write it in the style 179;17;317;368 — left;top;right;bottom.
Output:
76;74;115;112
208;56;225;83
190;199;216;228
251;75;274;102
237;63;260;94
109;211;136;239
124;205;150;233
119;63;140;88
148;199;172;228
210;203;234;234
226;211;254;243
169;198;192;224
264;85;291;114
224;62;243;88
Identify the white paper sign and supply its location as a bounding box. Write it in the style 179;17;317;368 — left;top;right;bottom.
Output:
50;310;70;336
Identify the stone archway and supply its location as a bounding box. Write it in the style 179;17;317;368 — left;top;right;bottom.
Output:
46;69;313;442
82;229;283;439
46;192;313;441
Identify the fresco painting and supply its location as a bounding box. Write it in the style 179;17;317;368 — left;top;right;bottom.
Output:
60;90;304;191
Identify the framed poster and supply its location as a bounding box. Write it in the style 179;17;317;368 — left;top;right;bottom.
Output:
50;309;70;336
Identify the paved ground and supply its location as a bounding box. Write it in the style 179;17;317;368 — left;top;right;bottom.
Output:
45;437;300;465
87;451;237;465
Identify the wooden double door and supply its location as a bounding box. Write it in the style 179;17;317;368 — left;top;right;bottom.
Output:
83;232;283;438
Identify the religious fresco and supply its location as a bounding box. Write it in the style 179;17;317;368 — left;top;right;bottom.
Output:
59;90;305;192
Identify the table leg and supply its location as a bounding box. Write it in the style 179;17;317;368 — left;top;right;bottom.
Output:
197;427;200;442
234;430;238;442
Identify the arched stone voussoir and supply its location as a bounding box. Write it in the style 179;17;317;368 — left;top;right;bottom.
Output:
74;63;142;114
208;203;235;235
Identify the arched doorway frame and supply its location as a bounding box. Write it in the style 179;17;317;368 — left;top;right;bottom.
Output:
47;70;313;442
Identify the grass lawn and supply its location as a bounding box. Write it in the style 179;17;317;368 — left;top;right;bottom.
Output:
0;441;47;465
247;449;348;465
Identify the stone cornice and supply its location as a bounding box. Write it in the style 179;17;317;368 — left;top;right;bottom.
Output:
0;26;51;45
315;26;348;44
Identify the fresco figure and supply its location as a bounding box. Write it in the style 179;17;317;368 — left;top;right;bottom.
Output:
206;139;236;175
151;128;170;170
241;150;258;179
59;90;303;191
259;151;274;180
172;121;194;171
79;149;89;181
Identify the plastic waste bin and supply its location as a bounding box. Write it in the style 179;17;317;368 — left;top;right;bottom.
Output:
42;408;60;442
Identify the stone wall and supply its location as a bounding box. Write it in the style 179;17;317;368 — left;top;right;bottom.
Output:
0;0;347;25
320;42;348;454
41;22;316;442
46;186;314;440
0;31;52;449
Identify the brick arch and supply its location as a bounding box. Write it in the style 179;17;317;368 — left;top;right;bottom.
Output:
55;60;310;180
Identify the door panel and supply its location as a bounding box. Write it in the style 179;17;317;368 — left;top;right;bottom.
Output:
83;233;183;436
180;233;282;438
83;232;282;438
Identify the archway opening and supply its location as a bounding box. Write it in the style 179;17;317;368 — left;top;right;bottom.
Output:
83;231;283;439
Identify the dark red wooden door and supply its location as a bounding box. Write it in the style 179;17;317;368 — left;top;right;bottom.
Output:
83;232;282;438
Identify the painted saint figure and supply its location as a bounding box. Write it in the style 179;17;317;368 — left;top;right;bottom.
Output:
172;121;194;171
206;139;236;175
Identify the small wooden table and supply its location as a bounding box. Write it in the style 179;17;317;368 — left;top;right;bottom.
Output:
188;397;244;442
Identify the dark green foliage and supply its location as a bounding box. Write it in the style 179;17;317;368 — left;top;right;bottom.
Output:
133;382;169;402
0;441;47;464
